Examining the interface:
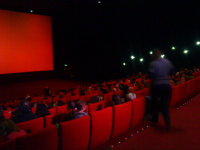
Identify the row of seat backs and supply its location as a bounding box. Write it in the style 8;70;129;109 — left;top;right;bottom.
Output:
59;96;145;150
169;77;200;107
0;125;57;150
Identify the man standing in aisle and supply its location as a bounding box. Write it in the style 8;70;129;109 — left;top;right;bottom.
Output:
149;49;175;130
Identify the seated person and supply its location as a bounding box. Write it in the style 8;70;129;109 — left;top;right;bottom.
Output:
75;100;88;119
53;100;65;107
25;94;31;101
63;101;76;121
126;91;137;101
35;103;51;117
90;96;100;104
11;100;38;124
44;86;51;97
112;94;122;106
58;92;64;98
0;119;27;141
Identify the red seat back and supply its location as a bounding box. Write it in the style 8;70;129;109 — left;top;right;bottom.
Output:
16;125;57;150
45;115;54;127
48;108;56;115
143;88;150;96
89;101;105;114
80;95;90;104
178;82;186;102
0;139;15;150
31;107;37;114
111;101;132;139
189;78;195;97
52;112;65;124
183;80;191;100
57;104;68;114
3;113;11;119
70;95;79;101
135;89;144;98
114;90;123;97
17;117;44;133
169;85;180;107
89;107;113;149
194;76;200;94
103;92;113;107
59;115;90;150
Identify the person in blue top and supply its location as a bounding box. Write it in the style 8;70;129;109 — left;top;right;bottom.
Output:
149;49;175;130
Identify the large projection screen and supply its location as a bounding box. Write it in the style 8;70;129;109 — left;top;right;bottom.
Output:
0;9;53;74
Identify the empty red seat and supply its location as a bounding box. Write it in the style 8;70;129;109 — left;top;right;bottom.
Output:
59;115;90;150
89;101;105;114
70;95;79;101
45;115;54;127
143;87;150;96
59;98;67;103
114;90;123;97
57;104;68;114
169;85;180;107
178;82;186;102
3;113;11;119
31;107;37;114
111;101;132;139
16;125;57;150
0;139;15;150
183;80;191;100
130;96;145;128
89;93;99;99
135;89;144;98
189;78;195;97
52;112;65;124
17;117;44;133
48;108;56;115
89;107;113;149
103;92;113;107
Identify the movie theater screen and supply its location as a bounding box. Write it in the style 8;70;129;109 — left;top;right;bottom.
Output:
0;9;53;74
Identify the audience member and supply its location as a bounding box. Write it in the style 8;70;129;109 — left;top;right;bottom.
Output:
90;96;100;103
75;100;88;119
0;119;27;141
63;101;76;121
35;103;51;117
112;94;122;105
11;100;38;124
44;86;51;97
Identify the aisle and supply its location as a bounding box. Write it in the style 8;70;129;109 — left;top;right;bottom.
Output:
112;95;200;150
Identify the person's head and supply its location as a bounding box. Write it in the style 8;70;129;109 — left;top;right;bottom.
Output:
35;103;50;117
76;100;86;112
0;119;20;137
68;101;76;110
152;49;162;60
57;100;65;106
126;93;136;101
19;100;31;113
90;96;100;103
112;94;122;105
45;86;48;89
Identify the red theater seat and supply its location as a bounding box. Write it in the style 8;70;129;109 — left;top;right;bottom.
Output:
48;108;56;115
130;96;145;128
0;139;15;150
59;115;90;150
189;78;195;97
183;80;191;100
135;89;144;98
111;101;132;139
59;98;67;103
169;85;180;107
143;87;150;96
3;113;11;119
89;93;99;99
89;101;105;114
52;112;65;124
17;117;44;133
16;125;57;150
178;82;186;102
80;95;90;103
194;76;200;94
70;95;79;101
57;104;68;114
114;90;123;97
45;115;54;127
31;107;37;114
89;107;113;149
103;92;113;107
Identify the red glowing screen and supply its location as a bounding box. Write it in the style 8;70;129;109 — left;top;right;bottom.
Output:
0;9;53;74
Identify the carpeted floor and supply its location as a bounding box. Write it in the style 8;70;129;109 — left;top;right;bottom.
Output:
111;95;200;150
